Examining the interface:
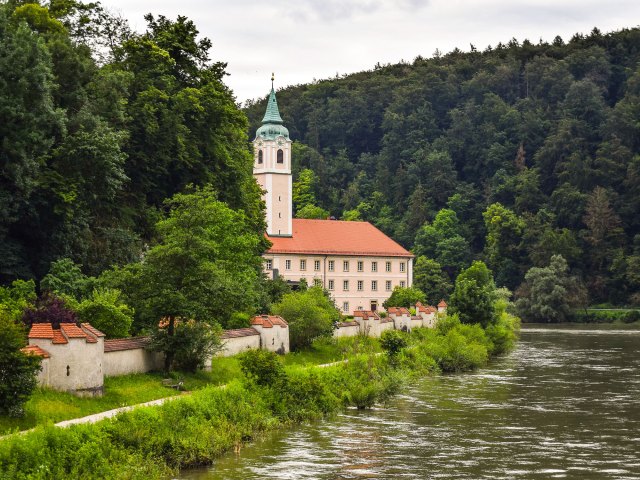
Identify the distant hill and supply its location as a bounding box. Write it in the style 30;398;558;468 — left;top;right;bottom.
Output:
245;27;640;304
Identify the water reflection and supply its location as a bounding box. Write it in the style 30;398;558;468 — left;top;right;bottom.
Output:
182;327;640;480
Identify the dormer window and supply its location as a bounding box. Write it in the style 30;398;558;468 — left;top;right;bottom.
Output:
277;149;284;164
258;150;263;164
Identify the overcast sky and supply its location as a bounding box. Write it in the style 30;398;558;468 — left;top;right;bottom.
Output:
104;0;640;104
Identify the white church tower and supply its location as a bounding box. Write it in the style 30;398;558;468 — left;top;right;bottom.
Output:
253;75;292;237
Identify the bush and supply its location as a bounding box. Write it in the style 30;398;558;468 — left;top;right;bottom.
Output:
271;286;339;350
22;293;77;328
149;320;221;372
486;312;520;355
76;289;133;338
239;349;285;387
380;329;408;357
0;312;42;417
382;286;427;309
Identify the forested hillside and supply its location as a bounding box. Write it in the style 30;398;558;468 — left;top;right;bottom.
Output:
0;0;264;282
245;28;640;305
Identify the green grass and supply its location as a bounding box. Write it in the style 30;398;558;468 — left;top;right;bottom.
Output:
0;337;384;434
281;336;381;367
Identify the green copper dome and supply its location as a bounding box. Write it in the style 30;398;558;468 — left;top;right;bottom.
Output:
255;87;290;140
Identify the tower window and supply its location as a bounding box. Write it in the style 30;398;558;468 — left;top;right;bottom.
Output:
277;149;284;164
258;150;263;164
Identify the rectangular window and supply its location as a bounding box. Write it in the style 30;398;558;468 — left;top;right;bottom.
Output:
371;261;378;272
314;260;321;271
265;259;272;270
371;280;378;291
357;261;363;272
328;260;335;272
357;280;363;291
343;280;349;291
343;302;349;313
314;278;322;287
343;261;349;272
328;279;334;290
400;262;406;272
285;259;291;270
400;280;406;288
300;259;306;271
386;280;392;291
386;261;391;272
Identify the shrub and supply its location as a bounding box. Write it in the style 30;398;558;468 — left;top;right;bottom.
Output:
380;329;408;357
271;286;339;350
0;312;41;417
239;349;285;387
149;320;221;372
22;293;77;328
76;289;133;338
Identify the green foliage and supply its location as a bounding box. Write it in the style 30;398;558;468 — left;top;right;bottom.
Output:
40;258;93;298
0;280;36;321
515;255;587;323
239;349;285;387
380;329;408;357
449;261;497;327
272;286;339;350
295;204;330;219
0;312;41;417
76;289;133;338
382;286;427;309
149;319;222;373
412;256;452;304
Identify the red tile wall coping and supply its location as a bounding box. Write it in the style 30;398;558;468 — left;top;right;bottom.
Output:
221;328;260;339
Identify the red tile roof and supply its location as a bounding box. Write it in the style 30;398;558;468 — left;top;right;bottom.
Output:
387;307;411;316
251;315;288;328
104;336;151;352
28;323;54;339
353;310;380;320
221;328;260;339
61;323;98;343
21;345;50;358
438;300;448;308
266;219;412;257
337;320;359;327
52;329;68;344
82;323;105;337
416;302;437;314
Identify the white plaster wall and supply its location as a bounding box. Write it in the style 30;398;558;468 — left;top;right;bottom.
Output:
218;335;261;357
418;312;436;328
103;348;164;376
391;314;412;332
333;324;360;338
379;321;394;334
37;338;103;395
35;357;50;387
411;318;424;330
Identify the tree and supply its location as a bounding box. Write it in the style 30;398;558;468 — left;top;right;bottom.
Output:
413;256;452;305
271;286;339;350
0;311;41;417
383;286;427;309
515;255;587;323
40;258;93;299
126;186;263;370
449;261;497;328
296;204;330;219
0;279;36;321
76;289;133;338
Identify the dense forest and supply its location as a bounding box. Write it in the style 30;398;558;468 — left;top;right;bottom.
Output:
245;27;640;305
0;0;265;283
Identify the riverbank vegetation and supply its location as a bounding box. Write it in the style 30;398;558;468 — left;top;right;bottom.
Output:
0;310;519;479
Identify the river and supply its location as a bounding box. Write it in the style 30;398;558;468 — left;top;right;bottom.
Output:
182;326;640;479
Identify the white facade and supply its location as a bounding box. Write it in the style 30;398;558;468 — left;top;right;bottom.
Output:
265;253;413;313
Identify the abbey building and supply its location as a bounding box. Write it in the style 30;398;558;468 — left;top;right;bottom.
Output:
253;83;413;313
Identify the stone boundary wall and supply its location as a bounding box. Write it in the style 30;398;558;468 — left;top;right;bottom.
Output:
103;337;164;376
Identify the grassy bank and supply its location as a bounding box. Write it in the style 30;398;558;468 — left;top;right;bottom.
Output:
0;315;519;479
0;337;372;434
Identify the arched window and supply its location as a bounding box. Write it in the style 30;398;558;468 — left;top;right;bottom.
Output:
277;149;284;164
258;150;263;164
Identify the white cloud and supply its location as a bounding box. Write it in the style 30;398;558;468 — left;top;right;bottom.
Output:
102;0;640;102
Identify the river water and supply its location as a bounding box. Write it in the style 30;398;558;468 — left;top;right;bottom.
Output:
182;326;640;479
